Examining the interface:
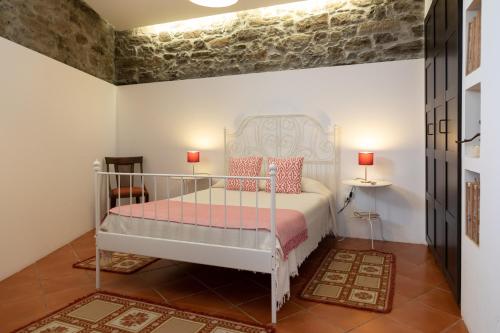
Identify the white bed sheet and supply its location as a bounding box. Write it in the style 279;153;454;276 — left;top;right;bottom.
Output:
101;188;335;306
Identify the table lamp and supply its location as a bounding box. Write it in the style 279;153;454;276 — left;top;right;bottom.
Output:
358;152;374;183
187;151;200;174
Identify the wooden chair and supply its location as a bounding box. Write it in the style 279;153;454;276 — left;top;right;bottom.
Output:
105;156;149;208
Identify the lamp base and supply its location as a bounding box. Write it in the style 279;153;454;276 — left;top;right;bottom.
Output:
360;166;370;183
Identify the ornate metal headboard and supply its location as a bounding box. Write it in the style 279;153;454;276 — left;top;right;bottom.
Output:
224;114;338;191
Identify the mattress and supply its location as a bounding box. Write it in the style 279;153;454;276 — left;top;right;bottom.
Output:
100;187;335;306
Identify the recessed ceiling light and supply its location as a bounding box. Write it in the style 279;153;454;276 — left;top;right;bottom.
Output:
190;0;239;8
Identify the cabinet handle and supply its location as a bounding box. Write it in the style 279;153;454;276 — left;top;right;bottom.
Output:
456;133;480;144
426;123;434;136
438;119;448;134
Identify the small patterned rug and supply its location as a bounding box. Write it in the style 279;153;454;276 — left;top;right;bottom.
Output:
73;252;158;274
13;292;274;333
301;248;396;313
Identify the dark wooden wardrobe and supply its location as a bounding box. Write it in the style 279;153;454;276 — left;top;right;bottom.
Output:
425;0;462;302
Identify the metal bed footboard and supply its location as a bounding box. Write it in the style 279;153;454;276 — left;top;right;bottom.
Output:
93;160;278;323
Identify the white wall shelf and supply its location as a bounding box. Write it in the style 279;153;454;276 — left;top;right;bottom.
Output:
463;88;481;160
464;68;481;91
460;0;500;330
461;0;491;331
462;0;482;167
464;156;481;174
465;0;481;12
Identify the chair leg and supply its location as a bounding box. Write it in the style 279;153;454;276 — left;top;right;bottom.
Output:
96;246;101;289
135;194;149;204
110;197;116;209
369;219;374;250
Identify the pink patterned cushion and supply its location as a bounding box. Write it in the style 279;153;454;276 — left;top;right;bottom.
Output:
266;157;304;194
226;156;263;192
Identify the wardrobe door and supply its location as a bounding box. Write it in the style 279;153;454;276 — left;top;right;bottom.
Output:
443;1;461;297
425;10;436;248
425;0;462;303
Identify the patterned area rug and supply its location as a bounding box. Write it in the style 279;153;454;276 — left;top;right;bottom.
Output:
73;252;158;274
301;249;396;313
13;292;274;333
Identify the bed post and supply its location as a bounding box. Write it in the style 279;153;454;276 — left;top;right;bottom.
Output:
269;163;277;324
223;127;228;174
93;159;102;290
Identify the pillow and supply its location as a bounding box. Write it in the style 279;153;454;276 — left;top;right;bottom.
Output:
258;176;331;194
226;156;263;191
211;179;225;188
301;177;332;196
265;157;304;194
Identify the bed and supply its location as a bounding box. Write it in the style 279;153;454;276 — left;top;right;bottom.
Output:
93;114;338;324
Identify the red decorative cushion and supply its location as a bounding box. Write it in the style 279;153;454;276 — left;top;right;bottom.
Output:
266;157;304;194
226;156;263;192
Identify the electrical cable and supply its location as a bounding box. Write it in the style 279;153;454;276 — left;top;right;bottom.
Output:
335;186;355;243
337;186;355;214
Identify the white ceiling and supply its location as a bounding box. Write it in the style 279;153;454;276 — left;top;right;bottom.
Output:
84;0;301;31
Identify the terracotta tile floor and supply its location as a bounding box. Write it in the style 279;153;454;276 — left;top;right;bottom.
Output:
0;232;469;333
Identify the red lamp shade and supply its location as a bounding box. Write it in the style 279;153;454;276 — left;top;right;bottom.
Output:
358;152;374;166
187;151;200;163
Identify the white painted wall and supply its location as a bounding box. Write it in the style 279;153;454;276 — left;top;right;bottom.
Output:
0;37;117;280
0;37;425;280
461;1;500;332
116;59;425;244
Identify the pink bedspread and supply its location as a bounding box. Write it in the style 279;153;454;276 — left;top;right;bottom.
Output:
109;200;308;258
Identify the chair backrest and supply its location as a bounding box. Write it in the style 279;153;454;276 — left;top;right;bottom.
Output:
105;156;144;189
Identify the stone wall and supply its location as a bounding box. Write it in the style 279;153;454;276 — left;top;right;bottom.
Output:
115;0;424;85
0;0;115;83
0;0;424;85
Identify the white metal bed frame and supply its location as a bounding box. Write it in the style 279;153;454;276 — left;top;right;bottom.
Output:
93;114;336;324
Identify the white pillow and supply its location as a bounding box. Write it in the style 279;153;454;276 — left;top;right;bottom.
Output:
213;177;331;195
257;176;330;194
211;179;225;188
300;177;332;196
